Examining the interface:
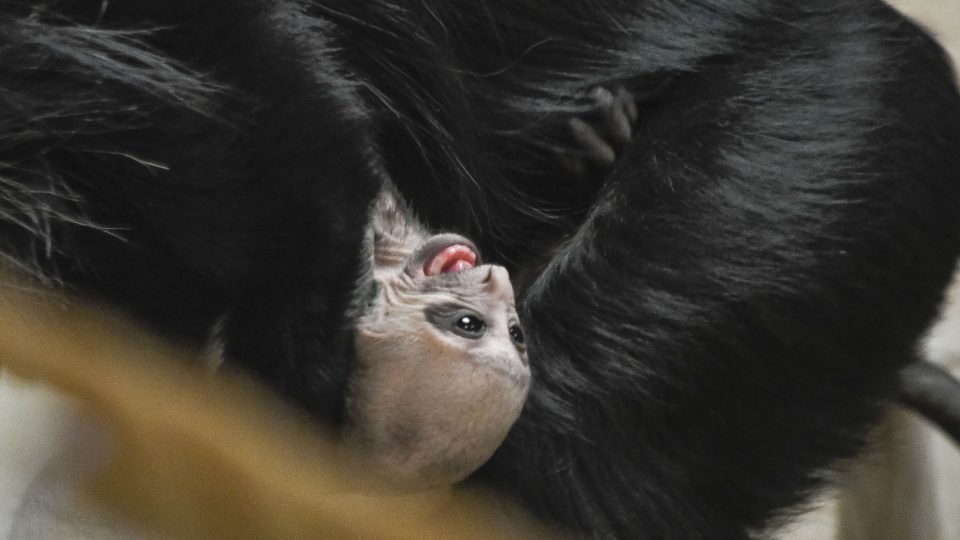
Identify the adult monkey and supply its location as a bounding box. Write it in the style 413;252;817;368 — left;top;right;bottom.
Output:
1;2;959;540
312;1;960;537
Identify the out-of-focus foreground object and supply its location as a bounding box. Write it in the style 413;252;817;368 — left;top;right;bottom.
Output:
0;276;552;539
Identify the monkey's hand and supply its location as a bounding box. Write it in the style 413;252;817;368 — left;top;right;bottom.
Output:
560;86;638;178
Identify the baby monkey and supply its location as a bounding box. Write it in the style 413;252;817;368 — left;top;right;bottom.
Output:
346;184;531;490
344;86;637;490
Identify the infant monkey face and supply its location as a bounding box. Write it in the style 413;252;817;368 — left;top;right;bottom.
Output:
416;259;529;377
351;236;531;490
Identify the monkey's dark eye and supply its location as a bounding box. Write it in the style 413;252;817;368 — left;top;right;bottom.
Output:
454;314;486;338
424;304;487;339
509;324;525;346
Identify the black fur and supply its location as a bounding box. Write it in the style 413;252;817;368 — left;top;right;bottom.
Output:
1;1;959;538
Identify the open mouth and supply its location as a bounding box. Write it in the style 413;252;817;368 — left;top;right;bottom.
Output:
423;243;478;275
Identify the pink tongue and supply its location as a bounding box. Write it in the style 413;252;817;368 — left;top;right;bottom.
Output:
424;244;477;276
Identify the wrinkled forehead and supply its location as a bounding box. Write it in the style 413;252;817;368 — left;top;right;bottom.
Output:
413;289;517;321
418;274;517;310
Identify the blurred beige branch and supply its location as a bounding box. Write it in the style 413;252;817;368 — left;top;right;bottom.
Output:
0;279;553;539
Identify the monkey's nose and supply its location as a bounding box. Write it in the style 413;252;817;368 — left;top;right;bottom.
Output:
482;265;515;298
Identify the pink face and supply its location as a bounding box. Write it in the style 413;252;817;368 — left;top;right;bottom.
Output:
348;236;531;490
